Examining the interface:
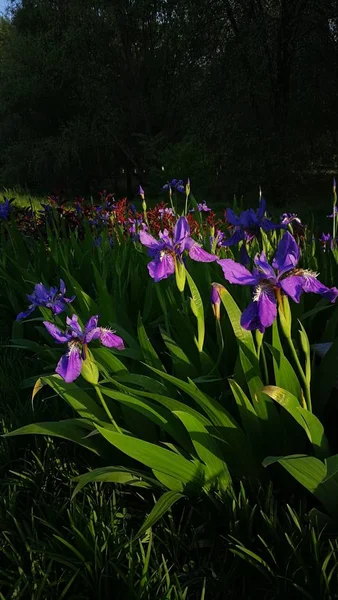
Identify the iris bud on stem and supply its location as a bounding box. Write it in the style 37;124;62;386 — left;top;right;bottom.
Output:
175;259;186;292
81;346;99;385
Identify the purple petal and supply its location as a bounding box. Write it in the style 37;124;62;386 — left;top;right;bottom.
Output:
100;328;125;350
256;197;266;220
222;228;245;247
84;315;99;334
240;301;265;333
148;254;175;282
226;208;241;226
240;209;257;228
16;305;35;321
43;321;72;343
66;314;83;337
218;259;257;285
239;244;250;266
301;274;338;303
279;275;304;303
174;217;190;244
272;232;300;274
139;230;163;251
33;283;49;302
59;279;66;294
189;245;217;262
84;327;102;343
257;286;277;328
56;346;82;383
253;252;276;281
261;218;286;231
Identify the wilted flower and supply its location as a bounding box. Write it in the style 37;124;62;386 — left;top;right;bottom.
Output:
139;216;217;282
44;314;125;383
223;198;285;247
218;232;338;333
16;280;75;321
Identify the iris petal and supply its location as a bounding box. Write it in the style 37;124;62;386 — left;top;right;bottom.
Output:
280;275;304;303
272;232;300;274
254;252;276;281
43;321;72;343
139;230;163;251
218;259;258;285
148;254;175;282
174;217;190;244
100;329;125;350
56;346;82;383
189;245;217;262
257;287;277;328
240;301;265;333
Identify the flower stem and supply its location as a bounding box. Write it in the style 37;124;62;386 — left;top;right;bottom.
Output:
285;336;312;412
255;331;268;385
95;385;122;433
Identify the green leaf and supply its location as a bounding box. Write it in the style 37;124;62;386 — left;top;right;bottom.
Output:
186;270;205;352
313;336;338;415
95;425;206;491
174;410;231;491
133;491;184;541
137;314;166;372
41;375;107;422
72;466;161;498
218;285;257;357
99;386;191;450
262;385;329;458
270;320;302;400
228;379;262;451
4;419;101;454
145;366;256;476
263;454;326;494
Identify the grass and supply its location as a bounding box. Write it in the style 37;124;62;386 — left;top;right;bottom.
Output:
1;338;338;599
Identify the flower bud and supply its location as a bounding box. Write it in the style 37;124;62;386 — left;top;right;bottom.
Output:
211;283;223;320
81;357;99;385
175;259;186;292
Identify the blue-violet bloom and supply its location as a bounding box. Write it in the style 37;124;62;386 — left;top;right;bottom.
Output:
223;197;285;247
44;314;125;383
218;232;338;333
139;216;217;282
16;280;75;321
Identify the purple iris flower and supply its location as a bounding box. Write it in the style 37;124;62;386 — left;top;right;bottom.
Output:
159;207;175;217
281;213;302;226
223;198;285;247
43;314;125;383
327;207;338;218
162;179;185;194
210;230;225;249
16;280;75;321
319;232;333;251
139;216;217;282
218;232;338;333
0;198;12;220
190;202;211;213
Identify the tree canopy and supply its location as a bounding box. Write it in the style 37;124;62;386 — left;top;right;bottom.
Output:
0;0;337;199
